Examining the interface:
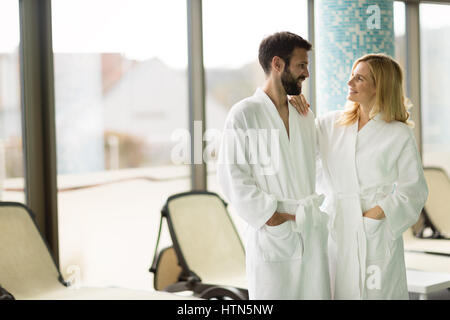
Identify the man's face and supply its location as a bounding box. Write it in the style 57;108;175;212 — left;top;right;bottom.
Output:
281;47;309;95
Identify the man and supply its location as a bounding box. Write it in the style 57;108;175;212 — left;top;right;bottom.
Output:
217;32;330;299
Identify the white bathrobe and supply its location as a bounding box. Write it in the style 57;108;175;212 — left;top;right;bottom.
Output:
217;88;330;300
316;110;428;300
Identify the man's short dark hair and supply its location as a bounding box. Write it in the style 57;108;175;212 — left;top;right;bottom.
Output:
258;31;312;75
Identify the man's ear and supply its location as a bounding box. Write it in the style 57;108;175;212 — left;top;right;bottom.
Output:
271;56;285;74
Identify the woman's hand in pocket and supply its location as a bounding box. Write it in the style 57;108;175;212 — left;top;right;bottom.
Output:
363;205;386;220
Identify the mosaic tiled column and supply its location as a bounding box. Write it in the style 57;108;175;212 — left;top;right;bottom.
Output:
315;0;394;114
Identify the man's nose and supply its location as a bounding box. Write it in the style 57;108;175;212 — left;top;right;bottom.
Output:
304;68;310;78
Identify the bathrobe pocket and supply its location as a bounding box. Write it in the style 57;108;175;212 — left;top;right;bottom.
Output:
259;221;303;262
363;217;388;261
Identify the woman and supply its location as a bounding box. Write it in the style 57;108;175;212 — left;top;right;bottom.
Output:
290;53;428;299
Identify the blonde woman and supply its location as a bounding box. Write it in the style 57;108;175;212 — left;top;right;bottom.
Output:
290;54;428;299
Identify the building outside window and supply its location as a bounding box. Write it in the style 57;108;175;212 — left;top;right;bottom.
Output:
52;0;189;290
203;0;309;237
0;0;24;204
420;3;450;175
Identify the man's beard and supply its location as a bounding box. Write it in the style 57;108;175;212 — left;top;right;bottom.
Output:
281;68;304;95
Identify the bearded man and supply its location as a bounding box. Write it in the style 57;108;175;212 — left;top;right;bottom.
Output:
217;31;331;300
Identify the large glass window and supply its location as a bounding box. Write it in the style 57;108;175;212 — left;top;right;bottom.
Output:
203;0;309;236
0;0;24;203
52;0;189;290
420;3;450;175
203;0;309;134
394;1;406;75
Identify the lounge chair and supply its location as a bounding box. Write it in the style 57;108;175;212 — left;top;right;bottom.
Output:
402;167;450;256
422;167;450;239
152;246;183;292
150;191;248;299
0;202;197;300
404;251;450;274
403;228;450;256
403;167;450;275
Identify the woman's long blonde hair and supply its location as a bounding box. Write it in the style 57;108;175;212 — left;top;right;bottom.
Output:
338;53;413;126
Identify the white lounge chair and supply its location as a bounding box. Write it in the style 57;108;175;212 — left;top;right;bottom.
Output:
403;228;450;256
150;191;248;299
422;167;450;239
0;202;197;300
403;167;450;277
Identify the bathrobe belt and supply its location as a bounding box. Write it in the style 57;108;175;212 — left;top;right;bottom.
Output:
276;192;328;257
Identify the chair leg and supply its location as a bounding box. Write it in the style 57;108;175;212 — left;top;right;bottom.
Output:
198;286;248;300
0;286;15;300
163;281;192;293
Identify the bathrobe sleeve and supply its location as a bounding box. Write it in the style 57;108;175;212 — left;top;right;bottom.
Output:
217;114;277;230
377;129;429;240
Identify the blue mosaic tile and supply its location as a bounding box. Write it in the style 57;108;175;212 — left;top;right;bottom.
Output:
315;0;394;114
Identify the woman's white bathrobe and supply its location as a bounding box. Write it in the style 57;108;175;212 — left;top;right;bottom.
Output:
316;110;428;299
217;88;330;300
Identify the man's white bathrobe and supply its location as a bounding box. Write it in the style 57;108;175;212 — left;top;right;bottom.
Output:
316;110;428;299
217;88;330;300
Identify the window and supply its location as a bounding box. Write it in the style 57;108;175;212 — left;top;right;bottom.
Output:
203;0;309;236
420;3;450;175
0;0;24;203
394;1;406;76
52;0;189;290
202;0;309;135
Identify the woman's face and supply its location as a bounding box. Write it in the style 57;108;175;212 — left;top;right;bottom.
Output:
347;61;376;107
